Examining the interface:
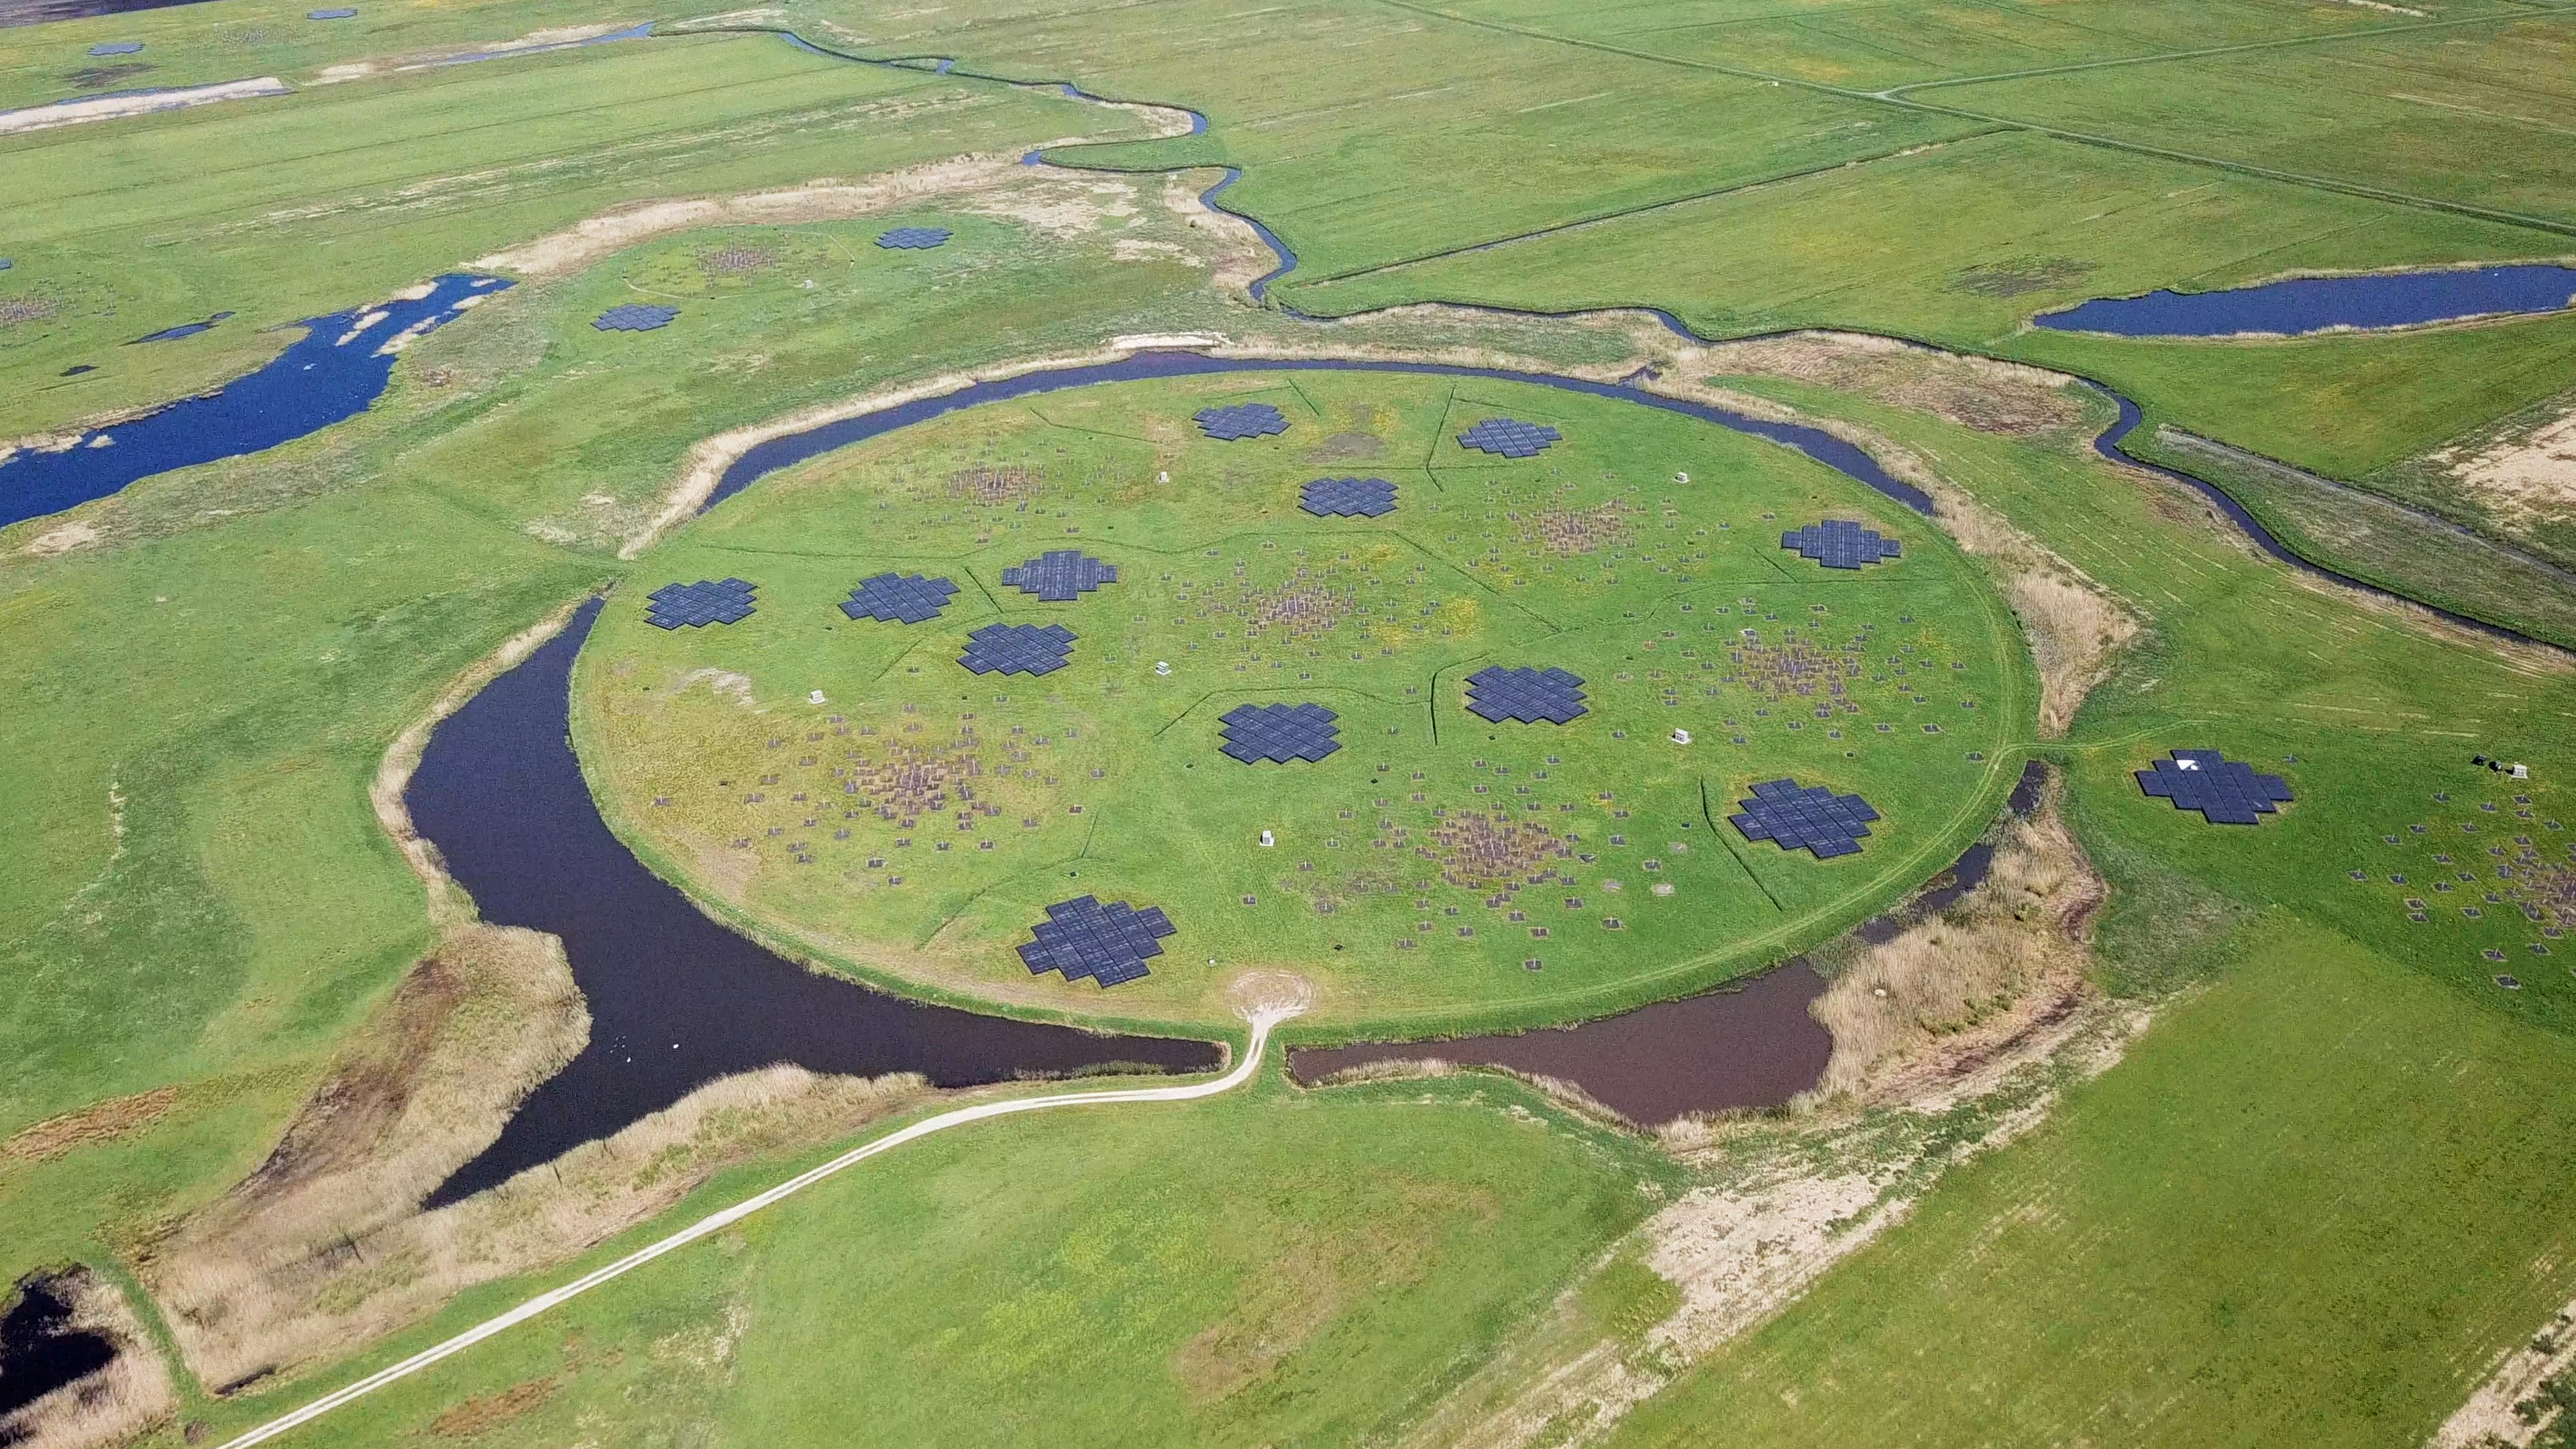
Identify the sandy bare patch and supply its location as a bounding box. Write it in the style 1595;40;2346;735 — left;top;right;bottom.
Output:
309;23;641;85
0;1267;177;1449
470;154;1026;280
2;1087;179;1165
23;522;100;558
2441;402;2576;527
2428;1296;2576;1446
965;174;1137;235
1700;330;2086;437
1112;235;1201;264
0;78;288;136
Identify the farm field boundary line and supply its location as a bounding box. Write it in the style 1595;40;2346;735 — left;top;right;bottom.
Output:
209;1003;1300;1449
1364;0;2576;242
633;20;2575;657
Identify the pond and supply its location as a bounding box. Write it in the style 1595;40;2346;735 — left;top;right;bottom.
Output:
2035;264;2576;338
1;273;504;529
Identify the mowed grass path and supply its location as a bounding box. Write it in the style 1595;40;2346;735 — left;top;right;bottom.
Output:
1607;920;2576;1447
209;1075;1678;1448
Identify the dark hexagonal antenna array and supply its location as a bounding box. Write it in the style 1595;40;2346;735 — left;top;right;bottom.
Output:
1728;778;1881;859
1018;895;1177;987
876;226;953;250
2135;749;2294;824
1782;519;1902;570
840;572;959;624
594;304;679;332
1218;702;1342;763
1194;402;1290;441
1455;417;1562;458
958;622;1076;675
1465;666;1588;724
1000;549;1118;602
646;578;757;629
1299;476;1397;517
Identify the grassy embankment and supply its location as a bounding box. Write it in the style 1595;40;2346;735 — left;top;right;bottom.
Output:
186;1071;1680;1449
1605;918;2576;1448
574;368;2031;1036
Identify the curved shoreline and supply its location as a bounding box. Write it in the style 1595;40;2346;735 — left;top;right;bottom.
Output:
212;997;1301;1449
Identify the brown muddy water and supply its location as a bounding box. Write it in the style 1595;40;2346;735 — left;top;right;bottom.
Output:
1289;963;1833;1125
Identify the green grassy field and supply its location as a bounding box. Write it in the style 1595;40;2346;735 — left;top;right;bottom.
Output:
0;142;1274;1311
1604;916;2576;1448
193;1073;1679;1449
11;0;2576;1442
0;27;1148;436
576;369;2030;1033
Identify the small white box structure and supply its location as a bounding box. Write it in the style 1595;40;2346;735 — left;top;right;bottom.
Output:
1670;728;1693;745
2514;763;2530;780
808;690;826;704
1259;829;1275;847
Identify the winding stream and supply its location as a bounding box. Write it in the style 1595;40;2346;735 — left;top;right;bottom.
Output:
407;598;1220;1207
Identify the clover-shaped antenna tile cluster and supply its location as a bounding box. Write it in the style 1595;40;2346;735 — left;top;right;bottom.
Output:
1000;550;1118;602
1218;702;1342;763
840;572;959;625
958;622;1076;676
1299;476;1397;517
1728;779;1882;859
2135;749;2294;824
1455;417;1562;458
1018;896;1177;987
594;304;679;332
1782;519;1902;570
1194;402;1290;441
645;578;757;629
1464;666;1587;724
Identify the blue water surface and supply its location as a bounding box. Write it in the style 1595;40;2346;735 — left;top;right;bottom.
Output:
2037;264;2576;337
2;273;506;527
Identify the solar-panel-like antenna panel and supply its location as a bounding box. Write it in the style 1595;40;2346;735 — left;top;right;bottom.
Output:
1000;550;1118;602
594;304;680;332
877;227;953;250
1218;702;1342;763
1464;666;1588;724
1018;895;1177;987
1299;477;1397;517
959;622;1077;675
2134;749;2294;824
1456;417;1563;458
841;572;959;625
1728;777;1880;858
645;578;757;629
1781;519;1902;570
1194;402;1291;441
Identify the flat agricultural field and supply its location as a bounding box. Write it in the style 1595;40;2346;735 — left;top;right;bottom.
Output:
576;370;2029;1032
